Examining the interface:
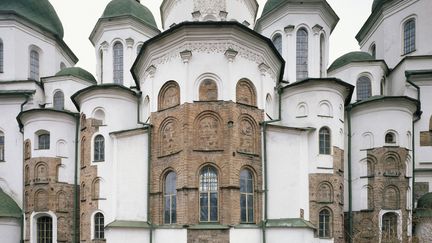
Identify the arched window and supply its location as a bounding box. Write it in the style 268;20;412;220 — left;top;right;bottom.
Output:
382;213;398;241
367;186;374;209
319;127;331;155
320;34;325;77
0;131;4;161
137;44;143;55
199;166;218;222
272;34;282;54
403;19;415;55
385;132;396;144
240;169;254;223
199;79;218;101
164;171;177;224
37;216;53;242
93;135;105;162
99;50;103;83
113;42;123;84
60;62;66;70
319;209;331;238
94;212;105;240
53;91;64;110
370;44;376;59
30;50;40;80
37;131;50;150
357;76;372;101
296;28;308;80
0;39;3;73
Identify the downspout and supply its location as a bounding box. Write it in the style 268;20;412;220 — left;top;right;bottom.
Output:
73;114;80;243
19;94;31;243
260;85;283;243
136;93;153;243
346;105;353;243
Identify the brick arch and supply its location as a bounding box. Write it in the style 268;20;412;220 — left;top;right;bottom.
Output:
382;151;401;176
159;117;180;156
383;185;400;209
80;137;86;168
194;111;223;150
34;189;48;211
158;81;180;110
91;177;101;200
57;191;68;211
236;79;257;106
35;162;48;182
238;114;258;154
24;139;31;159
366;185;374;209
199;79;218;101
317;182;333;203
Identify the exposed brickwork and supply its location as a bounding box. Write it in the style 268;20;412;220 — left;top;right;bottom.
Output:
149;101;263;234
187;229;229;243
236;79;257;106
420;131;432;146
79;115;101;242
309;146;345;243
199;79;218;101
351;147;410;242
23;155;74;243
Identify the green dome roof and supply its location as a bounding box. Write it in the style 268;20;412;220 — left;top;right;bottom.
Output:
417;193;432;209
56;67;97;83
328;51;375;72
0;0;64;38
0;189;21;218
101;0;157;29
262;0;285;16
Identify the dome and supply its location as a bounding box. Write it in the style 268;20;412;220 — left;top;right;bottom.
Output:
417;193;432;210
328;51;375;72
0;0;64;38
56;67;97;83
101;0;157;29
0;189;21;218
262;0;286;16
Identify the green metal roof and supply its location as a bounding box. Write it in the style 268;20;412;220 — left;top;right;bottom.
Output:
0;189;21;218
328;51;375;72
372;0;392;12
266;218;316;229
55;67;97;84
262;0;285;16
101;0;157;29
417;193;432;209
0;0;64;38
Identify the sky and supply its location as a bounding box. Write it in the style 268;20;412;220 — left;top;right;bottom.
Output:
49;0;374;75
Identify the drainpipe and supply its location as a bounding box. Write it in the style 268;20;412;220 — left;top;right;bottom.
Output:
136;93;153;243
346;105;353;243
73;114;80;243
260;85;283;243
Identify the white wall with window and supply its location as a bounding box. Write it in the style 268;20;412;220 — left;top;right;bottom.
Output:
30;211;57;243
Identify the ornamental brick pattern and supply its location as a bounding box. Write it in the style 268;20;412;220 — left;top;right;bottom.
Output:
309;146;345;243
149;101;263;238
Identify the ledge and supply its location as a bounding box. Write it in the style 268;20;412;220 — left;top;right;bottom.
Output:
188;224;230;230
106;220;151;229
236;151;259;157
265;218;316;229
233;224;260;229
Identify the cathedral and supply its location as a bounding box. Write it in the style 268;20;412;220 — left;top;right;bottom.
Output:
0;0;432;242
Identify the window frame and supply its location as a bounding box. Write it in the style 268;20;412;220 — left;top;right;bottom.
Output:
113;42;124;85
199;165;219;223
319;127;331;155
296;28;309;81
272;33;282;55
53;90;64;110
382;212;398;241
37;216;53;243
0;39;3;73
29;49;40;81
318;208;332;238
385;132;396;144
403;18;416;55
0;131;4;161
164;171;177;224
93;212;105;240
93;135;105;162
240;169;254;223
37;131;50;150
370;43;376;59
356;75;372;101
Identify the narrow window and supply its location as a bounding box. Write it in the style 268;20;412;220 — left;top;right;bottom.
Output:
296;28;308;80
382;213;398;241
0;131;4;161
113;42;123;84
94;212;105;240
370;44;376;59
320;34;325;77
404;19;415;54
99;50;103;83
319;127;331;155
164;171;177;224
60;62;66;70
240;169;254;223
37;216;52;243
38;132;50;150
199;166;218;222
385;132;396;144
137;44;143;56
319;209;331;238
356;76;372;100
93;135;105;162
30;50;40;80
53;91;64;110
0;40;3;73
272;34;282;54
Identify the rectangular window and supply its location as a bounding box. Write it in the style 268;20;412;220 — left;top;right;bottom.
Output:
38;134;50;150
404;20;416;54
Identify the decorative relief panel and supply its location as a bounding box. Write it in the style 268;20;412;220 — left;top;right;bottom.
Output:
24;139;31;159
195;112;222;150
317;182;333;202
199;79;218;101
35;189;48;210
194;0;226;15
57;191;68;211
158;81;180;110
236;79;257;106
160;117;180;156
35;162;48;183
238;117;256;153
